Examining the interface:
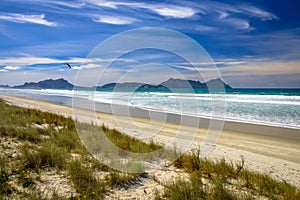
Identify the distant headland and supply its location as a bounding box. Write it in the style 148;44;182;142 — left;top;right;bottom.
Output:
1;77;232;89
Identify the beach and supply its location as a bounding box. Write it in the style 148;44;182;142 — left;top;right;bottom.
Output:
1;94;300;188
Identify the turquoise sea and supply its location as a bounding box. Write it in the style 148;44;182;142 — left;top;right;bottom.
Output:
0;88;299;129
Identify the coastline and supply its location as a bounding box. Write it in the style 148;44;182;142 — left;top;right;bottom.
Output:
1;94;300;188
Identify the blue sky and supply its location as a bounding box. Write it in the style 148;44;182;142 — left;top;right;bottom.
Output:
0;0;300;87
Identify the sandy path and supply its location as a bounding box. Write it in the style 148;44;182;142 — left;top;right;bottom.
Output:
1;94;300;188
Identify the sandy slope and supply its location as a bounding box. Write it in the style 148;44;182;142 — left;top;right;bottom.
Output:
1;94;300;188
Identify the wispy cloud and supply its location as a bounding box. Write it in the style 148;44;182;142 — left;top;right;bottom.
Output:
223;18;251;30
174;60;300;77
0;56;134;67
49;0;86;8
4;65;21;71
86;0;196;19
92;15;138;25
220;61;300;76
85;0;136;9
0;13;57;27
147;6;196;18
72;63;101;70
238;5;278;21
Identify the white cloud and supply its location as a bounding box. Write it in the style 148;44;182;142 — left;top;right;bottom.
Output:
220;61;300;76
4;65;21;70
85;0;144;9
223;18;251;30
92;15;138;25
175;60;300;77
0;13;57;27
0;56;133;66
86;0;196;19
238;5;278;21
50;1;86;8
174;60;247;68
218;11;229;19
72;63;102;70
149;6;196;18
0;69;8;72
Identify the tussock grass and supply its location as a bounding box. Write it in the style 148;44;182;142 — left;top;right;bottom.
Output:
21;142;67;171
0;126;42;143
106;171;140;188
0;156;12;197
49;128;80;152
240;169;300;199
161;149;300;200
78;123;164;155
0;99;74;129
68;159;106;199
158;177;207;200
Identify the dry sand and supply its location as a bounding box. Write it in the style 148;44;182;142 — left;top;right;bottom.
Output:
1;94;300;188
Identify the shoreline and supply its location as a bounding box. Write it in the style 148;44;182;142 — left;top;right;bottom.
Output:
1;88;299;131
1;94;300;187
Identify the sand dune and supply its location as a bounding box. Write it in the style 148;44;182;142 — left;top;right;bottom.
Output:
1;94;300;188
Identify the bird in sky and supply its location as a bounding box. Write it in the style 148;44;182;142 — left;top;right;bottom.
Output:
63;63;72;68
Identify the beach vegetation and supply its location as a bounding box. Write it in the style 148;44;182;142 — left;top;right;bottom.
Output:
105;171;141;188
68;159;107;199
0;156;12;197
20;142;67;171
0;98;299;199
156;150;300;200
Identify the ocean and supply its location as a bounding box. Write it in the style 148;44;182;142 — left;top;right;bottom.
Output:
0;88;299;129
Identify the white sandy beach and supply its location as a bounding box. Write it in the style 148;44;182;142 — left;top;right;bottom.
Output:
1;94;300;188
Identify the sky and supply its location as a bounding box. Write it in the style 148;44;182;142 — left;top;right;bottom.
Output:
0;0;300;88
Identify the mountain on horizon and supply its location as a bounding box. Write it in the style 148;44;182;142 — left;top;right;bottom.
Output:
100;77;232;89
2;77;232;89
13;78;73;89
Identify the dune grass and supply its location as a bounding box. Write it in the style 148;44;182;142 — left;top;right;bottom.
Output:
105;171;142;188
156;151;300;200
20;142;68;171
68;159;107;199
0;98;300;199
0;156;12;198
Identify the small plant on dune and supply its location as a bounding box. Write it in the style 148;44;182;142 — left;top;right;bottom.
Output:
68;159;106;199
18;169;35;188
0;156;12;196
210;177;237;200
161;176;207;200
105;171;140;188
240;169;300;199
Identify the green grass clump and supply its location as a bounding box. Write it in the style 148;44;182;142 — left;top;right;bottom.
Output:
169;149;300;199
209;178;238;200
0;156;12;196
49;128;80;152
159;177;207;200
0;99;74;129
240;169;300;199
106;171;140;188
21;142;67;171
0;126;42;143
68;159;106;199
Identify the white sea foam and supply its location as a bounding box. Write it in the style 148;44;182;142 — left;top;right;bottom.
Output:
1;88;299;129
